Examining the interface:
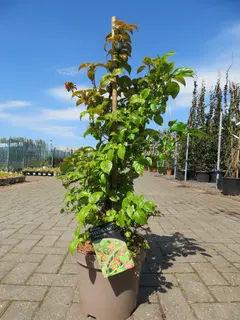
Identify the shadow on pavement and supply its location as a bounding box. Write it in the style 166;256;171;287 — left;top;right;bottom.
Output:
138;232;211;304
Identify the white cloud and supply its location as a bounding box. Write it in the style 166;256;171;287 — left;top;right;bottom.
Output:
0;110;81;139
0;100;31;109
229;24;240;35
56;66;78;76
47;84;87;103
171;23;240;112
41;107;83;121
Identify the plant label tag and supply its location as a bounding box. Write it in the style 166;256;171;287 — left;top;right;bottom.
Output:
89;222;134;278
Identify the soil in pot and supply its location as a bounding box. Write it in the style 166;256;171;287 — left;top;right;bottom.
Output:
196;171;210;183
222;178;240;196
74;243;145;320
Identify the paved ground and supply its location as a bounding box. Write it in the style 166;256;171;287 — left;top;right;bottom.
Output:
0;173;240;320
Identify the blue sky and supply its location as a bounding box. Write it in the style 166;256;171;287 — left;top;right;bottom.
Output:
0;0;239;148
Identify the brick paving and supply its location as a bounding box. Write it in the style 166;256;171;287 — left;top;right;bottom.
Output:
0;173;240;319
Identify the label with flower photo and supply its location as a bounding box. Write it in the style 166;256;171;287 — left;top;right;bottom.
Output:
89;222;135;278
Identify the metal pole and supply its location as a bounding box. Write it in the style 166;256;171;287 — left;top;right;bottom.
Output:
216;111;223;187
7;137;10;172
236;133;240;179
174;135;178;178
50;140;53;168
184;134;190;181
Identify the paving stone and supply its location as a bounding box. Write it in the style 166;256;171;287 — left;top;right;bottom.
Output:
34;287;73;320
0;246;12;258
18;224;40;234
140;273;177;287
0;301;39;320
158;262;194;274
0;284;47;301
36;254;65;273
31;246;67;255
158;287;196;320
0;229;19;239
209;286;240;302
191;263;228;285
27;273;77;286
206;255;239;273
133;303;162;320
2;262;38;284
38;222;57;230
176;273;214;303
1;252;44;263
192;302;240;320
10;239;39;253
0;301;10;317
209;243;240;263
0;261;15;280
59;263;79;274
137;287;159;304
65;303;86;320
37;235;59;247
222;273;240;285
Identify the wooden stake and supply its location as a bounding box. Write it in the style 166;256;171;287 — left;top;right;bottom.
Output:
111;16;117;113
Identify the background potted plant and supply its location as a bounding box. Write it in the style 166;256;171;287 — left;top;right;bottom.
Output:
59;17;194;320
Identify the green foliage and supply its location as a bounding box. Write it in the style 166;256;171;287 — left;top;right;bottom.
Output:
177;74;240;174
59;19;193;254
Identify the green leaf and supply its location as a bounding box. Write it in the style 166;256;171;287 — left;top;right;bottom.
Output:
172;68;194;78
68;237;80;254
112;68;124;76
134;209;147;224
100;74;111;87
89;192;103;204
140;88;150;99
109;189;119;202
76;204;92;224
122;197;130;209
100;173;107;184
137;65;146;74
146;157;152;166
126;206;133;218
77;191;89;200
107;149;115;160
173;76;186;86
117;144;126;160
125;231;132;238
166;82;180;99
100;160;112;174
162;51;176;59
169;121;186;132
153;115;164;125
123;62;132;74
130;95;145;105
117;211;126;227
143;200;155;213
150;102;157;112
133;161;144;175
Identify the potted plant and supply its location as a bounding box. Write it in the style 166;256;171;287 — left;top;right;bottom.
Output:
223;132;240;195
59;17;193;320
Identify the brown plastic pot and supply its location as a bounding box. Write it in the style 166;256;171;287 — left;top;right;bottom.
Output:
74;250;146;320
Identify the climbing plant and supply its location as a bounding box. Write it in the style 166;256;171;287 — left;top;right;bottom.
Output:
59;19;194;254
